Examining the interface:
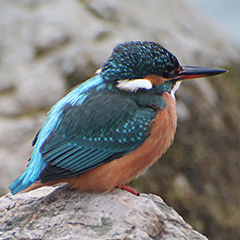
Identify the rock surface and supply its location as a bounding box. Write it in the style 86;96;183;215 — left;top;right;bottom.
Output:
0;187;208;240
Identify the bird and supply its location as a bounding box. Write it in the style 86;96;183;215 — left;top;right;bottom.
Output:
9;41;227;195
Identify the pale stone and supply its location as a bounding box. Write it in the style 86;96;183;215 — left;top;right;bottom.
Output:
0;187;208;240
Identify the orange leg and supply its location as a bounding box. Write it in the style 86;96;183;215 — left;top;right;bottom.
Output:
117;185;140;196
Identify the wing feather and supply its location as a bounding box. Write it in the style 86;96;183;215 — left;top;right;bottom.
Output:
39;93;156;182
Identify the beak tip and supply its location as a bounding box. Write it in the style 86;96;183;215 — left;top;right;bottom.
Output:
215;68;228;73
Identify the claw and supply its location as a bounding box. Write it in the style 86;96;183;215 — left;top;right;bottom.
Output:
117;185;140;196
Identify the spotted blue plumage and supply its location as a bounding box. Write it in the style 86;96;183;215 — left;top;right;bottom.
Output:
101;41;179;81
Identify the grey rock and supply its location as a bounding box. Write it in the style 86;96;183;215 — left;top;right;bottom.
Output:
0;187;208;240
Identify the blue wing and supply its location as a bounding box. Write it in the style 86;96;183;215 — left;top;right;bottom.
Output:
9;75;105;194
39;93;156;182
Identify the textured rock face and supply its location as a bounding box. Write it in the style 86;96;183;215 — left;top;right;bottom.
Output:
0;0;240;240
0;187;208;240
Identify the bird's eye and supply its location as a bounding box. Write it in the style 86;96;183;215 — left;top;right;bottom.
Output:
162;70;170;78
162;68;180;79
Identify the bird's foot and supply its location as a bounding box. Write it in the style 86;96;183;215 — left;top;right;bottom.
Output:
117;185;140;196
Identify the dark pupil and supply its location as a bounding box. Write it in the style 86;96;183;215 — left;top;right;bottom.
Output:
162;70;169;78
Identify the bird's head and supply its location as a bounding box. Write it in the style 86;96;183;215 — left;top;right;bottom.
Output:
96;41;227;98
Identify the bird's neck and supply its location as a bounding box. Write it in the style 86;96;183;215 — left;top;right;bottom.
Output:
81;76;170;112
98;84;168;112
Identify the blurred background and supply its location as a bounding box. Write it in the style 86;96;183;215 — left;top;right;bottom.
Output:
0;0;239;239
193;0;240;47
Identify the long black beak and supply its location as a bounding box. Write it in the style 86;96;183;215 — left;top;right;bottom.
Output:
173;66;228;81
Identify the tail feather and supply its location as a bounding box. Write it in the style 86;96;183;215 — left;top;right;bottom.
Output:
9;173;35;195
9;147;48;194
9;159;46;195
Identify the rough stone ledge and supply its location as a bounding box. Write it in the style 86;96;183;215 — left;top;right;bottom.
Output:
0;186;207;240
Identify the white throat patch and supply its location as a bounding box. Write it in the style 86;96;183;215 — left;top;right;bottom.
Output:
116;79;153;92
170;81;182;99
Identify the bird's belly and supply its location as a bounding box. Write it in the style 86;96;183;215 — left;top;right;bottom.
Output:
67;92;177;192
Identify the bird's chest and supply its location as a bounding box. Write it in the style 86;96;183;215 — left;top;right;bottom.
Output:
105;92;177;184
125;92;177;173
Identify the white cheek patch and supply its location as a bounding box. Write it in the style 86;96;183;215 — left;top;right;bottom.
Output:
171;81;182;99
116;79;153;92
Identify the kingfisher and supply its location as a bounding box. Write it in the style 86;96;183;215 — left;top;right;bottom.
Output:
9;41;227;195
